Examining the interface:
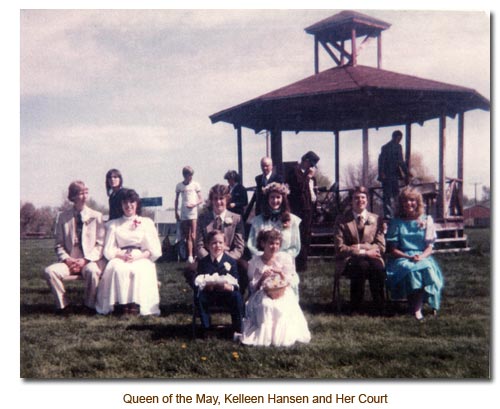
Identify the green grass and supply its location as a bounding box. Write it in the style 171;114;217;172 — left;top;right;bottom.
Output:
20;229;491;379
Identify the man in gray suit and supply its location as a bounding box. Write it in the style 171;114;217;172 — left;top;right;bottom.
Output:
43;181;106;313
196;184;245;261
378;130;411;219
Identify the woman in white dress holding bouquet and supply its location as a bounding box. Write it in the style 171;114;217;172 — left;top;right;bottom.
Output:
241;229;311;347
96;189;162;316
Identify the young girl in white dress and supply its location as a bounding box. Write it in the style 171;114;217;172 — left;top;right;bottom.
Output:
241;229;311;347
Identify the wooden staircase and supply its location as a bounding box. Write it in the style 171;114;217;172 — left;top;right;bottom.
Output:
309;225;336;259
308;221;469;259
433;221;470;253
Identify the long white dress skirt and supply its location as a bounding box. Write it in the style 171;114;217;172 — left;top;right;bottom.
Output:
241;287;311;347
96;256;160;316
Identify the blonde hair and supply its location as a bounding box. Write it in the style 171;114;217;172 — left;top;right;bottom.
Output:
397;187;425;217
67;181;87;202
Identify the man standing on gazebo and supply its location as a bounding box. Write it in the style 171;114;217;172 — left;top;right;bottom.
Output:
288;151;320;272
378;130;410;219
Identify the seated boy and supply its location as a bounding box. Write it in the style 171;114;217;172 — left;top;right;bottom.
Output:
194;230;244;338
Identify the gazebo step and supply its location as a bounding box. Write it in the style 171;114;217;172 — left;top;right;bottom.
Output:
434;247;470;253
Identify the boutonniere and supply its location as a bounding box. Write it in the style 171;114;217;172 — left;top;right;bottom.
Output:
224;216;233;225
365;216;375;226
131;218;141;230
223;262;231;271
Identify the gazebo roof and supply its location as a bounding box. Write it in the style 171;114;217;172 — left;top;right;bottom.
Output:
304;10;391;40
209;64;490;132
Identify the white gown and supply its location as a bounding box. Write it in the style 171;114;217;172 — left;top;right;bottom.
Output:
96;215;162;316
241;252;311;347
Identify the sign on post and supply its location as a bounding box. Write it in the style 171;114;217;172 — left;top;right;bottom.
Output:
141;197;163;207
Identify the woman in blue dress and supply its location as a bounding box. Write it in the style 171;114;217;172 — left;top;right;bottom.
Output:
386;187;444;320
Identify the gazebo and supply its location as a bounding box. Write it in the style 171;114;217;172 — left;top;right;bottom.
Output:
209;10;490;252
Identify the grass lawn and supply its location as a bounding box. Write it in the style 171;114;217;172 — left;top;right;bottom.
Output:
20;228;490;379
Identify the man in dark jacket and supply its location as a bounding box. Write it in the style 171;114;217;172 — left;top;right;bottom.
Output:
288;151;320;272
254;156;283;215
378;130;410;219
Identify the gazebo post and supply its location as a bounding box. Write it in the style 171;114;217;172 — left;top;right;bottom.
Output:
334;130;340;208
458;112;464;203
351;27;357;66
314;37;319;74
270;128;283;175
237;126;243;183
405;123;412;171
334;131;340;186
438;115;447;220
362;128;369;185
377;32;382;69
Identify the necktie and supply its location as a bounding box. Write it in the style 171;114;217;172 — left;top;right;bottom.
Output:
214;216;222;231
75;212;83;248
357;215;365;236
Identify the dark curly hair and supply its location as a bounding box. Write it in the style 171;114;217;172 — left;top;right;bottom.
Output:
256;229;282;251
261;183;291;227
121;189;142;216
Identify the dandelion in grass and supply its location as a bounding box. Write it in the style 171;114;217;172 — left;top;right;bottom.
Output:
232;352;239;360
181;343;187;349
201;356;207;361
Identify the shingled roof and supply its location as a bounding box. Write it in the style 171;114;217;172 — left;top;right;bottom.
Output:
304;10;391;39
210;64;490;132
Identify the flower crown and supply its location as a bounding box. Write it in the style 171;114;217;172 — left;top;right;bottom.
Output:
262;182;290;196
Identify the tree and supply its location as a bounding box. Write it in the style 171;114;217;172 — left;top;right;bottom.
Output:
408;152;435;183
20;202;36;236
20;202;57;237
481;185;490;202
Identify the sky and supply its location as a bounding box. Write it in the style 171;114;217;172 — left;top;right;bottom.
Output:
19;8;490;210
7;2;497;408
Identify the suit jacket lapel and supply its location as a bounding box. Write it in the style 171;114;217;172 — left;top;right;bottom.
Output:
346;215;360;244
206;212;215;232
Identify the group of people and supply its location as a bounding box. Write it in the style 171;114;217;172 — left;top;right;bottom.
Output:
43;165;313;347
333;185;444;320
43;130;445;347
177;158;313;346
43;171;163;317
333;130;444;320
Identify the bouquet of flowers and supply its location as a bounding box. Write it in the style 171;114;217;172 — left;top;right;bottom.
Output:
262;273;288;299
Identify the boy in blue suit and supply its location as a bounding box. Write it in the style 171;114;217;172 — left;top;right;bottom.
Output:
194;230;244;337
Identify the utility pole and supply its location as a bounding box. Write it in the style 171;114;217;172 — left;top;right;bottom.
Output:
472;182;481;205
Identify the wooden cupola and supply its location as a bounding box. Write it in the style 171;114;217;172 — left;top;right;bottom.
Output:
305;10;391;73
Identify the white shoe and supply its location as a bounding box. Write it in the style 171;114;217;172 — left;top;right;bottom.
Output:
233;332;242;342
187;256;194;264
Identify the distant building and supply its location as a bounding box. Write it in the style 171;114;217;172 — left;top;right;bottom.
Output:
463;203;490;227
153;209;177;237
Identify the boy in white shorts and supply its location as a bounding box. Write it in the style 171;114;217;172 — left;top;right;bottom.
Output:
175;166;203;263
